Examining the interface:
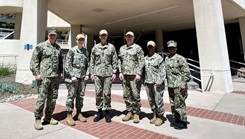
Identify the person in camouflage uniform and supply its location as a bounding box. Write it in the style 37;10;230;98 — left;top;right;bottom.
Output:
30;29;63;130
90;29;118;122
165;40;191;129
64;34;90;126
144;40;166;126
118;31;144;123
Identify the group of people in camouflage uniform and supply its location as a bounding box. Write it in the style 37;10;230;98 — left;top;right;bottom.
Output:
30;28;191;131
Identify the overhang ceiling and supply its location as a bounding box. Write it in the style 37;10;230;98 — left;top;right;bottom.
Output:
48;0;245;36
1;0;245;36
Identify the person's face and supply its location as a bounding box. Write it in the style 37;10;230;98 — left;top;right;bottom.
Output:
99;34;108;42
77;38;84;45
168;47;177;55
125;35;134;44
48;34;57;42
147;45;155;54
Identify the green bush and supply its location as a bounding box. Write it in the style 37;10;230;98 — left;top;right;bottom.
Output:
0;82;18;93
0;67;15;77
31;80;38;89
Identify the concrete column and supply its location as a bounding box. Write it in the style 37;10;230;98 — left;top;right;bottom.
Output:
15;0;48;84
239;17;245;62
155;30;164;53
193;0;233;93
70;25;81;47
13;12;22;39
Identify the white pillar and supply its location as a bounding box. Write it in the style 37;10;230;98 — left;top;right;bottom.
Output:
13;12;22;39
239;17;245;62
70;25;81;47
15;0;48;84
155;30;164;53
193;0;233;93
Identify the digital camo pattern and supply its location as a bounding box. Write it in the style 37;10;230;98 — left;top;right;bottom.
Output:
168;87;188;122
66;78;86;112
118;43;144;76
34;77;59;119
30;40;63;77
165;54;191;88
144;53;166;84
122;75;141;113
64;45;89;79
94;76;112;110
144;53;166;115
165;53;191;122
90;43;118;77
145;83;165;115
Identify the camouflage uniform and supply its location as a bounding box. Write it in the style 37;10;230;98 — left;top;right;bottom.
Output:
64;46;89;113
118;43;144;113
165;53;191;122
144;53;166;115
30;40;63;119
90;43;118;110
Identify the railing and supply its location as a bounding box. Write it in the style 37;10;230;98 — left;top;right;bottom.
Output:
158;52;214;92
0;28;14;40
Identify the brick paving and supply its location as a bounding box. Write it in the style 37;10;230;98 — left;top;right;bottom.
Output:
9;89;245;139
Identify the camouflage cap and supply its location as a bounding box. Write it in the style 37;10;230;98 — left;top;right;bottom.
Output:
167;40;177;47
147;40;156;47
48;28;57;35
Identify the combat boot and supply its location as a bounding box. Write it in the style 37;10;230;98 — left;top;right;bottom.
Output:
66;112;75;126
94;109;103;122
133;113;140;123
155;114;164;126
122;111;133;121
150;113;156;124
34;119;43;130
43;116;58;125
105;110;111;123
174;121;188;130
77;110;87;122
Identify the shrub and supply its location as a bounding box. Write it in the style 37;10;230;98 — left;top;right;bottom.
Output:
0;67;15;77
0;82;18;93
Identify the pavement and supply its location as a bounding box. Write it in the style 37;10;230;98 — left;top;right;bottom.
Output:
1;78;245;139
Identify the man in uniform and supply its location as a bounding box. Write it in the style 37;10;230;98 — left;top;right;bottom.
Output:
30;29;63;130
118;31;144;123
144;40;166;126
90;29;118;122
165;40;191;129
64;34;89;126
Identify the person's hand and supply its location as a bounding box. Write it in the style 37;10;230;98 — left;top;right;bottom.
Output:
35;75;42;81
180;85;186;91
85;75;89;80
71;77;78;82
91;74;95;82
111;74;116;81
134;74;141;82
119;73;124;80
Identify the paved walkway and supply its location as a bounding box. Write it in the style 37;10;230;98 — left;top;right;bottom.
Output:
1;79;245;139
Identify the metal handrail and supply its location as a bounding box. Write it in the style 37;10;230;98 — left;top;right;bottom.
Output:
230;60;245;66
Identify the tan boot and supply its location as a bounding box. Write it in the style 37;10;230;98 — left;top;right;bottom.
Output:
122;111;133;121
150;113;156;124
77;111;87;122
34;119;43;130
67;113;75;126
133;114;140;123
155;115;163;126
43;116;58;125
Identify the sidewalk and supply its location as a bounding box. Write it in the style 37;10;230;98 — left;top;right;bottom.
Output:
0;79;245;139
